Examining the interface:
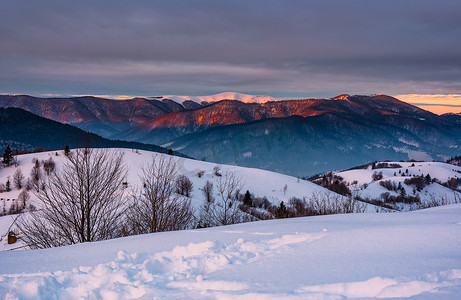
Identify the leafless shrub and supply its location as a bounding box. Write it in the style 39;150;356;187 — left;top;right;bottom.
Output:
404;176;427;191
20;148;127;249
213;166;222;177
379;180;398;192
418;192;461;209
175;174;193;197
375;162;402;169
239;205;272;220
42;157;56;176
420;194;448;208
313;172;351;196
253;196;271;210
443;177;461;191
372;171;383;181
126;155;194;234
199;171;244;227
202;180;214;203
289;197;315;217
305;192;366;215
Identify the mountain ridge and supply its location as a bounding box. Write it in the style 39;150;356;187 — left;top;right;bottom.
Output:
0;107;181;156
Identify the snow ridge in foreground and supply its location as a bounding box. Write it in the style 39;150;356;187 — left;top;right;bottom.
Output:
0;233;321;299
2;204;461;299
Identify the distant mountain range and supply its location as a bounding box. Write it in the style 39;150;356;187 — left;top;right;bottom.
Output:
155;92;276;104
0;107;175;155
0;94;200;138
1;93;460;177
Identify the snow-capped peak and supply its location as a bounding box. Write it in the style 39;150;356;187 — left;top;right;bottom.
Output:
156;92;276;104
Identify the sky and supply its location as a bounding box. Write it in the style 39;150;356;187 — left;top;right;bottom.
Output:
1;1;461;114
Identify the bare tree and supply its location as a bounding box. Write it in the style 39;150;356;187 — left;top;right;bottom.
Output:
42;157;56;176
13;168;24;189
175;174;193;197
200;172;244;227
20;148;127;249
17;189;30;210
126;155;194;235
202;180;214;203
30;161;42;192
308;191;366;215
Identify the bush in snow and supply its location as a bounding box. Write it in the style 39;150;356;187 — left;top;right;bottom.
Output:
372;171;383;181
213;166;222;177
175;174;193;197
313;172;351;196
443;177;461;191
404;175;427;192
379;180;398;192
199;171;245;227
42;157;56;176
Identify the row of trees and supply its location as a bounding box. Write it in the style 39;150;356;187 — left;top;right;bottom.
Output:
19;148;250;248
18;147;370;249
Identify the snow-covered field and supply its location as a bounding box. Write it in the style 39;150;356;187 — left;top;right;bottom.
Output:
1;204;461;299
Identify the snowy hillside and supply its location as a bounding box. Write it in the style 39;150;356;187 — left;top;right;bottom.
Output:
1;204;461;299
158;92;276;104
0;148;329;208
330;161;461;210
0;148;338;250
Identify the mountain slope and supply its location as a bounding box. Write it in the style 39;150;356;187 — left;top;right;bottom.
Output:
0;95;188;137
0;93;274;138
119;94;437;146
0;107;172;154
4;94;461;177
122;95;461;177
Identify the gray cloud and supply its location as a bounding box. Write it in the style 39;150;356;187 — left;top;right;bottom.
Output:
1;0;460;97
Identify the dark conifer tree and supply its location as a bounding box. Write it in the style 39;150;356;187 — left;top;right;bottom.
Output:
2;145;14;166
64;145;70;156
425;174;432;185
275;201;289;218
243;190;253;207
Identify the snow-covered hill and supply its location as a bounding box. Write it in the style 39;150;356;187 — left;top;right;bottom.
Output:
0;148;328;207
0;148;338;249
2;151;461;298
1;203;461;299
330;161;461;210
158;92;276;104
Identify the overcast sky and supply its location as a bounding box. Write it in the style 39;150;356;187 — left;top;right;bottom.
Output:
1;0;460;107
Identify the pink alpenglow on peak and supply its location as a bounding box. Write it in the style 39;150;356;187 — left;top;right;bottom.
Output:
158;92;277;104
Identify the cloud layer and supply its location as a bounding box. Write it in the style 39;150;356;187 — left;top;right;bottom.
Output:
1;0;461;99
